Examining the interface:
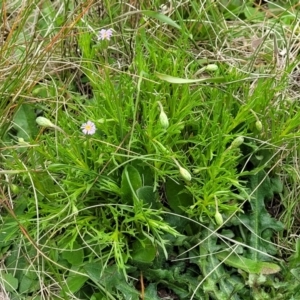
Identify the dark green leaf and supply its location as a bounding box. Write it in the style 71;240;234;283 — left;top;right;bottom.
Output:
64;274;88;293
244;171;284;260
100;265;140;300
19;272;38;294
62;241;84;266
136;186;161;209
83;262;103;282
131;238;156;264
2;273;18;292
121;165;142;204
13;104;38;140
165;179;193;213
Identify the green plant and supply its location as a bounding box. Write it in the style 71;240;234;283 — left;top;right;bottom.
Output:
1;1;300;299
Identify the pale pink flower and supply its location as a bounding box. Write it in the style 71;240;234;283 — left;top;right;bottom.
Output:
81;121;96;135
98;29;113;41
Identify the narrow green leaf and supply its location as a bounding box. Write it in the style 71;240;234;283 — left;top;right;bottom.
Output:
155;72;225;84
217;251;281;274
142;10;181;29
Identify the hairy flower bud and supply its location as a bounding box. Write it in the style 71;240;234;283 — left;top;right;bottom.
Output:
36;116;66;134
10;184;20;193
215;211;223;226
179;166;192;182
159;111;169;129
230;136;244;148
205;64;218;71
255;120;262;132
157;101;169;129
72;204;79;216
36;116;55;128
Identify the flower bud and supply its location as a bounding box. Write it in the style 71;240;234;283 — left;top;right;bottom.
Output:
17;138;29;146
36;116;55;128
159;111;169;129
215;211;223;226
72;204;79;216
255;120;262;132
157;101;169;129
230;136;244;148
179;166;192;181
205;64;218;71
10;184;20;193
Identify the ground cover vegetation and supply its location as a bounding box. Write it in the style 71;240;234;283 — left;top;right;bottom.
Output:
1;0;300;299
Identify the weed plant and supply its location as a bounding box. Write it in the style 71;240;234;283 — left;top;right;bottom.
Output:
1;0;300;299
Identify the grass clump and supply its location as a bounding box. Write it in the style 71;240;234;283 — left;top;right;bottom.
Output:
1;0;300;299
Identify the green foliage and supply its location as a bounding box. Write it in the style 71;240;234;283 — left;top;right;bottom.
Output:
12;104;38;141
165;179;193;214
1;0;300;299
239;171;285;260
121;165;143;204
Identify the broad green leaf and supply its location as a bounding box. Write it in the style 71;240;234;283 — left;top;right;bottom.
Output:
2;273;18;292
217;251;281;274
244;5;265;21
131;238;156;264
62;241;84;266
155;72;225;84
144;268;191;299
289;239;300;268
84;262;102;282
95;265;140;300
144;283;161;300
121;165;142;204
165;179;193;213
5;243;35;284
136;186;161;209
291;268;300;281
242;171;285;260
64;274;88;293
199;228;242;300
19;272;38;294
13;104;38;140
0;219;19;249
142;10;181;30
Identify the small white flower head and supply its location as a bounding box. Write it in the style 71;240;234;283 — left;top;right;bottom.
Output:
81;120;96;135
97;28;113;41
